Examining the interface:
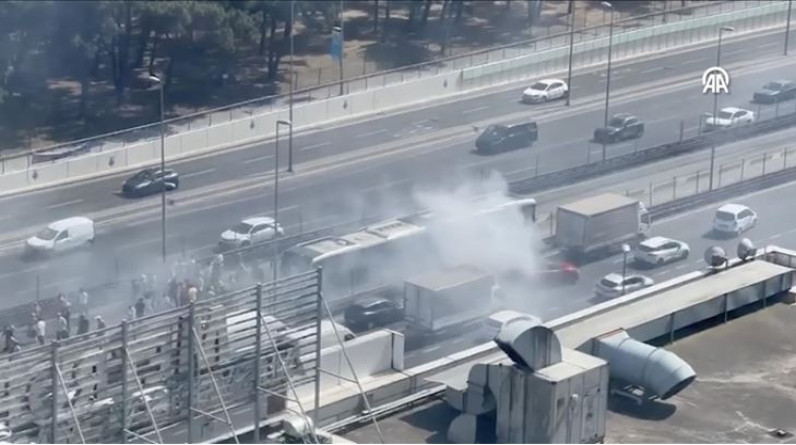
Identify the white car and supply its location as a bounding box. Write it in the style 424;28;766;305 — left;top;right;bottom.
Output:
218;217;284;250
704;106;756;131
522;78;568;103
712;204;757;236
595;273;654;299
633;236;690;267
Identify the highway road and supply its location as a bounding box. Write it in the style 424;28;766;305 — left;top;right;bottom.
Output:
2;54;795;308
1;27;794;238
0;28;795;363
6;121;796;367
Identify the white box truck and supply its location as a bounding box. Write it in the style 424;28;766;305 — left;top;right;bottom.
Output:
403;265;497;334
555;193;651;261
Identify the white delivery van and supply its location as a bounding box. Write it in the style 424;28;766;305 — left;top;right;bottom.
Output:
25;217;95;256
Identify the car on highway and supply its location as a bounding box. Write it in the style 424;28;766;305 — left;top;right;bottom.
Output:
633;236;690;267
218;217;285;251
122;168;180;197
752;80;796;104
25;217;95;257
475;122;538;155
712;203;757;236
522;78;568;103
343;298;403;331
504;261;580;285
704;107;756;131
594;273;654;299
593;113;645;144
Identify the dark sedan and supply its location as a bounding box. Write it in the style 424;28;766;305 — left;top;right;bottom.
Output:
122;168;180;197
343;298;403;331
752;80;796;104
593;113;644;144
475;122;538;155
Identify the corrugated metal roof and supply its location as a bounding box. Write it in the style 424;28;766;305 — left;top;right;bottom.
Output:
558;193;638;217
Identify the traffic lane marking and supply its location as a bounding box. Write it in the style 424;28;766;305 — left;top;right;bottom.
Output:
46;199;84;210
181;168;217;179
300;141;332;152
242;155;274;164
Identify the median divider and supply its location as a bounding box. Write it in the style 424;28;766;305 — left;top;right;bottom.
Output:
509;111;796;196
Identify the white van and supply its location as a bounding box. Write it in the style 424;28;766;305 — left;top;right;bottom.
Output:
25;217;95;256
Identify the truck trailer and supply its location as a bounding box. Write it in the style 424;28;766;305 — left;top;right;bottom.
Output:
554;193;651;261
403;265;497;335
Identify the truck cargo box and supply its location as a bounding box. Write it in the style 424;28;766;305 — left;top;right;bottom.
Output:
404;266;496;333
555;193;642;255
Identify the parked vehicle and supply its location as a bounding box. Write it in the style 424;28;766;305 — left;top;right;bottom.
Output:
25;217;95;257
475;122;538;155
218;217;284;251
554;193;651;262
122;168;180;197
522;78;569;103
712;204;757;236
344;298;404;332
403;266;497;335
593;113;645;143
752;80;796;104
595;273;654;299
633;236;690;267
704;107;755;131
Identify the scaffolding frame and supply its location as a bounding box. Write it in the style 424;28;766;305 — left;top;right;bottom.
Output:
1;268;386;444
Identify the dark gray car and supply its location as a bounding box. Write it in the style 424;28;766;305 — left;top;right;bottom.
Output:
593;113;645;144
475;122;538;154
753;80;796;104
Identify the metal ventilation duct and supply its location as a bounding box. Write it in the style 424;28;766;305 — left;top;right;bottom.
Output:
594;330;696;400
494;320;561;371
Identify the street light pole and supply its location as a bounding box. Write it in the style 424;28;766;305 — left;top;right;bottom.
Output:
273;120;292;287
621;243;630;296
786;0;793;56
338;0;345;96
708;26;734;191
601;1;615;161
565;0;576;107
288;0;295;173
149;75;167;263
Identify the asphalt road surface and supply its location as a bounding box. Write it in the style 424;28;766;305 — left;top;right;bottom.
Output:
0;29;795;365
1;27;793;237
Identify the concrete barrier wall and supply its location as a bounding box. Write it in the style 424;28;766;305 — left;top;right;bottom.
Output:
318;330;404;390
0;2;787;196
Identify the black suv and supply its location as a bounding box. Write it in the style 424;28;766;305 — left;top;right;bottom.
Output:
122;168;180;197
593;113;644;144
343;298;403;331
475;122;538;155
753;80;796;104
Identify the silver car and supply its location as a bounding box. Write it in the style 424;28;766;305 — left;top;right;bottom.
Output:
595;273;654;299
633;236;690;267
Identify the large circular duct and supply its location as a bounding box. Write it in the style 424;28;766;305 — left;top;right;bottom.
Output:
595;331;696;400
494;320;561;371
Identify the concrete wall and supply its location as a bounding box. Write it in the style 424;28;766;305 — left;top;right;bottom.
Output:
318;330;405;390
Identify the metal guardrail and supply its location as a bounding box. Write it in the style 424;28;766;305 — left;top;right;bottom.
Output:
509;110;796;196
649;163;796;220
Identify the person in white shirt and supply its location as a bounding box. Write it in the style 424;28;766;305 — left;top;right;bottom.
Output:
35;318;46;345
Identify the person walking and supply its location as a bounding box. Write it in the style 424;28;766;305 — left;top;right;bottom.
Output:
56;315;69;340
35;318;46;345
127;305;137;321
95;316;106;333
135;298;146;318
78;288;89;314
58;293;72;329
77;313;90;336
3;326;15;352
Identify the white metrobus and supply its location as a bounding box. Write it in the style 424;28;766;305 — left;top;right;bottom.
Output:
280;196;537;302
